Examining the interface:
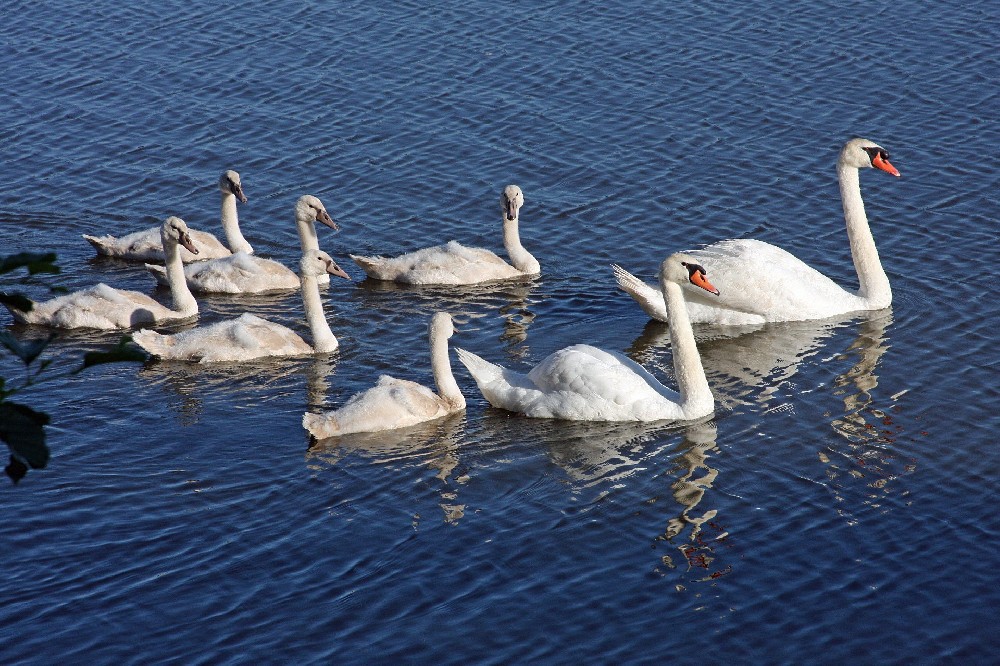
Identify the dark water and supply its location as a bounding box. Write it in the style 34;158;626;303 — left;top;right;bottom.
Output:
2;0;999;663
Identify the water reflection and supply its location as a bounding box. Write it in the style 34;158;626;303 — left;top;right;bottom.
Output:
625;310;891;411
307;412;469;524
138;353;330;425
819;310;918;524
351;276;540;360
523;415;732;583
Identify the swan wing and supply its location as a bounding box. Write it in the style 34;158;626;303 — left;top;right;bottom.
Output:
178;252;299;293
303;376;450;437
351;241;519;285
83;226;228;262
457;344;681;421
685;239;862;321
134;313;310;362
17;283;181;329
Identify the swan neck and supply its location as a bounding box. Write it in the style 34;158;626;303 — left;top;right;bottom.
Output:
663;280;712;416
220;192;253;254
301;274;337;352
296;215;320;253
502;213;540;275
430;329;465;409
839;163;890;307
164;237;198;316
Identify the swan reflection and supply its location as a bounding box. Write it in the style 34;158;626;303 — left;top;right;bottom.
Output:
625;309;891;411
307;412;469;524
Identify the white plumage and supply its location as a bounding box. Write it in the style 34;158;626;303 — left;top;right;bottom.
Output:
613;138;900;325
7;217;200;329
303;312;466;437
457;254;719;422
133;250;349;362
145;194;339;293
83;170;251;262
350;185;539;285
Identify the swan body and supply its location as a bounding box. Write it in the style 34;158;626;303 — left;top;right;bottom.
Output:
350;185;539;285
457;254;718;422
613;138;900;325
303;312;466;437
133;250;349;362
83;170;251;262
145;194;339;293
7;217;200;329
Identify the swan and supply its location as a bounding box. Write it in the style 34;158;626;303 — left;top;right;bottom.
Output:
6;217;199;329
133;250;350;362
350;184;540;285
455;254;719;422
145;194;339;293
612;138;900;325
302;312;466;437
83;170;252;262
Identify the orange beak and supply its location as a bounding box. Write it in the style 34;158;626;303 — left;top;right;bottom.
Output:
872;153;900;177
690;270;720;296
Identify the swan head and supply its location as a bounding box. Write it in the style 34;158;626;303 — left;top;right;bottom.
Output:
840;138;900;176
429;311;456;340
161;216;199;255
219;170;248;203
501;185;524;221
296;194;339;231
660;253;720;296
300;249;351;281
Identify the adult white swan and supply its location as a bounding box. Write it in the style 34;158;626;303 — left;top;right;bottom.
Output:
145;194;339;293
350;184;539;285
302;312;466;437
83;170;252;262
133;250;350;362
455;254;719;422
6;217;200;329
612;138;900;325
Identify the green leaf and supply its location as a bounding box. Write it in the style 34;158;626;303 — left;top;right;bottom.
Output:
0;331;54;365
0;402;51;470
0;252;59;275
74;336;148;373
0;291;34;312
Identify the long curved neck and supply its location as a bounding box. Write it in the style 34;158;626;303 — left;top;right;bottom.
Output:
430;330;465;409
300;274;337;352
163;238;198;317
220;192;253;254
503;213;540;275
663;280;712;416
839;163;890;307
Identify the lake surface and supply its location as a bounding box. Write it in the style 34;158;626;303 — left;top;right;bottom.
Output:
2;0;999;663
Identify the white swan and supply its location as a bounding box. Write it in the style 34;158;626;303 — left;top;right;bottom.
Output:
83;170;252;262
455;254;719;422
7;217;199;329
133;250;349;362
612;138;900;325
350;184;540;285
302;312;466;437
145;194;339;293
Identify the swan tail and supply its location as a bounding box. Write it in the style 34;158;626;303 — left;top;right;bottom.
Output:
349;254;390;279
143;263;171;287
454;347;506;385
303;411;340;439
82;234;117;256
610;264;668;322
132;329;172;358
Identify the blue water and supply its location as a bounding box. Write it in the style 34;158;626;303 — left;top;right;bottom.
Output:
2;0;999;663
